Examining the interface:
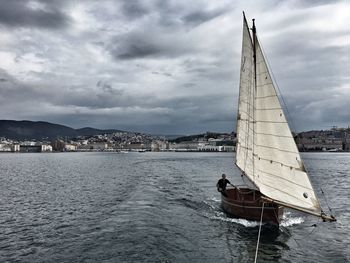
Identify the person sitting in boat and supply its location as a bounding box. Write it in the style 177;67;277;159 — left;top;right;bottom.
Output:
216;174;234;197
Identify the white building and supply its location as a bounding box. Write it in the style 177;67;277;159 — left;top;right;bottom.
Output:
78;142;108;151
151;140;169;151
11;144;20;152
41;144;53;152
64;144;77;151
0;143;11;152
169;142;199;151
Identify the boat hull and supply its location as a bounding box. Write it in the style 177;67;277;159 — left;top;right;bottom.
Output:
221;187;284;225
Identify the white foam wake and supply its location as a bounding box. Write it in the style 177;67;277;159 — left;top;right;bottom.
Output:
209;196;221;202
209;211;262;227
280;212;304;227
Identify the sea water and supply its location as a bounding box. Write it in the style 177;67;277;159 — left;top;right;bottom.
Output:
0;152;349;262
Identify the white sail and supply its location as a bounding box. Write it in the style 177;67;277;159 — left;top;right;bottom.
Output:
236;16;255;181
236;15;321;215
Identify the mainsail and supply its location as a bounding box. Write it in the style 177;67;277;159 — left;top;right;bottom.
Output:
235;15;322;216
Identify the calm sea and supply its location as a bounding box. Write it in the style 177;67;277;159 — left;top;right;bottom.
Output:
0;152;349;262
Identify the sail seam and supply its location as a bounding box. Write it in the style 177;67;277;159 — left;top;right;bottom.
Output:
237;144;253;151
255;107;282;111
238;109;254;119
256;71;269;76
257;168;313;190
239;128;295;140
256;120;287;123
255;95;278;99
255;179;317;207
239;127;295;140
239;128;293;138
256;82;273;87
238;130;255;138
237;131;254;138
255;132;292;138
255;144;298;154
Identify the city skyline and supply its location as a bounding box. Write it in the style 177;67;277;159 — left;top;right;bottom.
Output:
0;0;349;134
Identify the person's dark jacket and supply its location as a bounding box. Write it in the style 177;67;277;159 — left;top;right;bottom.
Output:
216;178;231;190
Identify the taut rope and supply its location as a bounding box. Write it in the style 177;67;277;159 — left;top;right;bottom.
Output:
254;202;265;263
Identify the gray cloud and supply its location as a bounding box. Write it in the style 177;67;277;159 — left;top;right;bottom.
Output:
120;0;150;19
181;9;226;26
0;0;349;134
107;28;194;60
0;0;70;29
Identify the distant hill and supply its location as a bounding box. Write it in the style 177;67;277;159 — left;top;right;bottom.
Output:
76;127;121;136
170;134;206;143
153;134;184;140
0;120;123;140
170;132;233;143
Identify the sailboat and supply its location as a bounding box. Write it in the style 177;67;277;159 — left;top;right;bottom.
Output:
221;13;336;225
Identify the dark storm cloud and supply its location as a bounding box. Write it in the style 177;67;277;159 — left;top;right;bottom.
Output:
0;67;235;133
96;81;124;95
0;0;70;28
120;0;150;19
0;0;349;134
108;29;192;60
0;69;125;110
153;0;229;28
151;71;173;77
182;9;226;26
107;0;229;61
112;40;162;60
264;29;350;96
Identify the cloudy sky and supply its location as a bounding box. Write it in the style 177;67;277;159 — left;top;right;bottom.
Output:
0;0;349;134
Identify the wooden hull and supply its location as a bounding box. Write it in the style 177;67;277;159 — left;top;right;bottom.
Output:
221;187;284;225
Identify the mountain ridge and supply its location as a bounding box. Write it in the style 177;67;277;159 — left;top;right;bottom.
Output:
0;120;123;140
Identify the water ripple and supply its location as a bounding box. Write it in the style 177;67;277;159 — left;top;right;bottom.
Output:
0;152;348;263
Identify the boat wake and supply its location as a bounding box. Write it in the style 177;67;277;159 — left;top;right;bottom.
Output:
204;196;261;227
280;212;304;227
204;197;304;228
210;211;262;227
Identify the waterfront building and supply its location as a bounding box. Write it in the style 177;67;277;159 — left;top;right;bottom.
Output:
11;144;20;152
64;144;77;151
0;143;11;152
169;142;199;151
19;145;42;152
151;140;169;151
41;144;53;152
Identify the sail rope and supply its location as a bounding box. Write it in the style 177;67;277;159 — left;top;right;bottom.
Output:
254;202;264;263
320;187;333;214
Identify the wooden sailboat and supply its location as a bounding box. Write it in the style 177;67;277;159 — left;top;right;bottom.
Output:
221;13;336;225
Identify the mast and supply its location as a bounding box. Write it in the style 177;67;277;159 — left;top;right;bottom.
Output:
252;18;257;183
252;18;257;94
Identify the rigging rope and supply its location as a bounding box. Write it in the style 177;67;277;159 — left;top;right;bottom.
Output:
254;202;265;263
320;187;333;214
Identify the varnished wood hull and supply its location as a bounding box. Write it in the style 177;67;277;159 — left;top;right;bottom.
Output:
221;187;284;225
